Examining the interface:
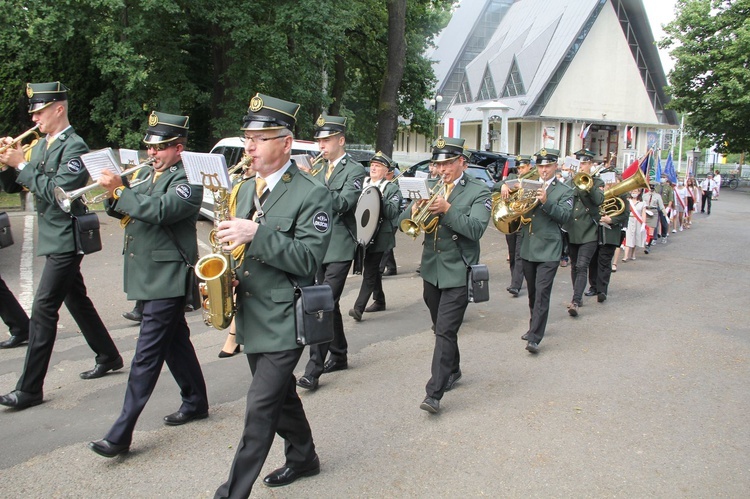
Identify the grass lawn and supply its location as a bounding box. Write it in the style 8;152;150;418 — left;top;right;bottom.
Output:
0;188;107;212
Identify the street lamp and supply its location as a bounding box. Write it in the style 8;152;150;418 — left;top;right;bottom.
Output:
429;94;443;138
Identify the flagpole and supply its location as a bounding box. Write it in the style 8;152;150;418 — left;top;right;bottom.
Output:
677;114;685;174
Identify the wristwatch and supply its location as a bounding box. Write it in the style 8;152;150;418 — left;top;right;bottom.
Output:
113;186;125;200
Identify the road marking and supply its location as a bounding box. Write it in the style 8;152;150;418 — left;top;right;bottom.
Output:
19;215;34;312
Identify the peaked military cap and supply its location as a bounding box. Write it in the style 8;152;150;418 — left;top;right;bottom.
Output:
515;154;533;165
431;137;467;163
313;114;347;139
370;151;395;170
26;82;69;113
535;147;559;166
242;93;299;131
573;148;596;162
143;111;189;145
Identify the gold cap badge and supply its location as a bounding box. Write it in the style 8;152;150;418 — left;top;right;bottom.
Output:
26;85;33;98
249;96;263;112
316;115;326;127
148;112;159;126
436;138;446;149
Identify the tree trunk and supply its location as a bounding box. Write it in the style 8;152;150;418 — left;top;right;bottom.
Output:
375;0;407;156
329;54;346;116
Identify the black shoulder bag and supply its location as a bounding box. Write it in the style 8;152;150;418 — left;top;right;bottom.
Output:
452;236;490;303
162;225;202;311
71;212;102;255
0;212;13;248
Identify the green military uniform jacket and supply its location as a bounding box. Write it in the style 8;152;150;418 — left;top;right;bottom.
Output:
399;173;491;289
656;182;674;208
310;153;365;263
233;162;332;353
365;179;402;254
562;176;605;244
0;129;89;255
519;179;573;262
491;172;518;192
599;194;630;246
105;160;202;300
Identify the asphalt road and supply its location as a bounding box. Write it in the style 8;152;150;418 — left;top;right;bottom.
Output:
0;190;748;497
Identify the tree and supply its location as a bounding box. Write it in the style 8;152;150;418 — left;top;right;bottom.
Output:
660;0;750;153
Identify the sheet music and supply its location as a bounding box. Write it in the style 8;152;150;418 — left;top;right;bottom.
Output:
118;149;141;166
181;152;230;189
415;171;429;179
80;148;122;181
292;154;312;170
520;179;544;190
504;178;520;190
599;172;616;184
564;156;580;169
399;177;431;200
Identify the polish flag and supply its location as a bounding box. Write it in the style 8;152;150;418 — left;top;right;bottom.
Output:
579;123;591;140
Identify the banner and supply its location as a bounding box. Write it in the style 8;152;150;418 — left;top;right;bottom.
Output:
443;118;461;138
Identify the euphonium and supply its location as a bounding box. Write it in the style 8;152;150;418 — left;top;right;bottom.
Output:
491;167;541;234
194;158;252;330
400;179;446;239
599;166;648;217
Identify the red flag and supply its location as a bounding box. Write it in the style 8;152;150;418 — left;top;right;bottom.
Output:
622;157;641;179
501;161;509;180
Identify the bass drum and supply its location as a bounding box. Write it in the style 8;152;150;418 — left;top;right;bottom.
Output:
355;185;383;247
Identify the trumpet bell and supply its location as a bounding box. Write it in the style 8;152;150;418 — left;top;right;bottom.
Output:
399;218;422;239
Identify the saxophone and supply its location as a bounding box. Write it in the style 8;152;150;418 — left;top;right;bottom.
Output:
194;157;252;330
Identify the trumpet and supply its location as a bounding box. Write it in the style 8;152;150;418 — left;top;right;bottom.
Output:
400;179;446;239
0;125;40;157
308;152;325;175
228;154;254;182
54;157;155;213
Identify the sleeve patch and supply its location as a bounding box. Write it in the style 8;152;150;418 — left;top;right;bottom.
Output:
67;158;83;174
353;178;363;190
566;198;574;207
484;198;493;211
313;211;330;233
175;184;192;200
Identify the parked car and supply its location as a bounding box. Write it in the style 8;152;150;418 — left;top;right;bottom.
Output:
467;149;516;180
401;159;495;189
200;137;320;220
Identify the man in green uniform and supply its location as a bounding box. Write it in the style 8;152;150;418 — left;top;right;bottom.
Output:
0;82;122;410
399;137;491;414
298;115;365;390
520;151;573;353
492;154;535;297
213;94;332;496
563;150;604;317
349;151;402;320
87;111;208;457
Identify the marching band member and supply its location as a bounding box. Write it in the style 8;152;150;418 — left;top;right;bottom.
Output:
399;137;490;414
298;115;365;391
213;93;332;496
0;82;122;410
520;151;573;354
563;151;604;317
492;155;534;297
89;111;208;458
348;152;402;321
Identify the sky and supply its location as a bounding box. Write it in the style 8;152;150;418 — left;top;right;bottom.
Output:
643;0;678;74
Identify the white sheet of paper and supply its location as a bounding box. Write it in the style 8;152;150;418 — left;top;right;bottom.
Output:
600;172;616;184
399;177;430;199
564;156;580;169
504;178;520;190
415;171;429;179
118;149;141;166
181;152;230;189
80;148;122;181
520;179;544;190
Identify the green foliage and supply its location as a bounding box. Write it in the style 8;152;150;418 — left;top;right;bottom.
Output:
0;0;452;151
661;0;750;153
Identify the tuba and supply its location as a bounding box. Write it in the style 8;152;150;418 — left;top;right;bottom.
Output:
193;160;250;330
491;167;541;234
599;166;648;217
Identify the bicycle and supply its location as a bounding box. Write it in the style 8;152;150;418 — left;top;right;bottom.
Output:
721;173;739;190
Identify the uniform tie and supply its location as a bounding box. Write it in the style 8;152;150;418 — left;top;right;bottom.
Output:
255;177;267;198
444;183;454;199
325;161;335;181
46;136;55;149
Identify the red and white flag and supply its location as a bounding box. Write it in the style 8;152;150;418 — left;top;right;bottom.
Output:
579;123;591;140
443;118;461;138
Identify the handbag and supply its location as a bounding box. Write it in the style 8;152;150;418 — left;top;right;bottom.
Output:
467;264;490;303
293;283;334;346
72;212;102;255
0;212;13;248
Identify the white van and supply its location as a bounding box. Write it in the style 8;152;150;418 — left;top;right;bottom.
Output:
200;137;320;220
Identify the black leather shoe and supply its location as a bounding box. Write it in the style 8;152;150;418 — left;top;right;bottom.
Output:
323;359;348;373
521;333;529;341
0;390;43;409
80;356;124;380
122;310;142;323
364;302;385;313
597;292;607;303
163;410;208;426
89;439;129;458
296;375;319;391
507;287;520;297
0;335;29;349
526;341;540;354
584;287;597;297
381;268;397;276
444;370;462;391
420;396;440;414
348;308;363;322
263;456;320;487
